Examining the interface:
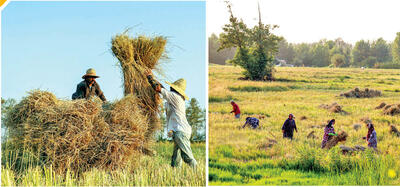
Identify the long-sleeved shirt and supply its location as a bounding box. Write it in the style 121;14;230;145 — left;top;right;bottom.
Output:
321;126;335;148
231;103;240;115
368;130;377;148
282;118;297;137
72;80;106;101
161;88;192;135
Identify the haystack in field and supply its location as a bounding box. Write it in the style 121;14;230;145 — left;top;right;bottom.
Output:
382;104;400;116
340;87;381;98
319;102;346;114
4;91;151;173
390;125;400;137
3;32;168;173
324;131;348;149
375;102;386;109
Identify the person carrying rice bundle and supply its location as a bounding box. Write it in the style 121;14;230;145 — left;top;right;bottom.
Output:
321;119;338;148
146;71;197;168
72;68;107;102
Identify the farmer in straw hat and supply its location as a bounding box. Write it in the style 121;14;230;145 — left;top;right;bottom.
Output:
146;71;197;168
72;68;107;102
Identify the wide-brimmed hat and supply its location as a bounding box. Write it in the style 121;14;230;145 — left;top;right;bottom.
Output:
166;78;189;100
82;68;100;79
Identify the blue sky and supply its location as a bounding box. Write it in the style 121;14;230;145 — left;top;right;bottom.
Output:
1;1;206;108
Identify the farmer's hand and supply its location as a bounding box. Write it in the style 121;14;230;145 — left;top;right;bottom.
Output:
282;130;284;133
145;70;152;76
168;130;174;138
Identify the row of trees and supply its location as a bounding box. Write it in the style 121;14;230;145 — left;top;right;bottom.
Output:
277;34;400;68
210;33;400;69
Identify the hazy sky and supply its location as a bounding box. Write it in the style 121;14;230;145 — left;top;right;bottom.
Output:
2;1;206;108
207;0;400;44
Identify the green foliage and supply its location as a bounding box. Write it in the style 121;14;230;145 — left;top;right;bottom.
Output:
208;33;236;65
352;40;371;67
392;32;400;64
331;54;346;67
186;98;206;141
371;38;392;62
208;95;235;103
311;43;330;67
374;61;400;69
228;85;291;92
219;2;282;80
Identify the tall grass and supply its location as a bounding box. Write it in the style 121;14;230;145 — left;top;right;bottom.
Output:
1;142;205;186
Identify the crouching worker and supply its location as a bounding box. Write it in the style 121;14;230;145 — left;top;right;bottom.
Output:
146;71;197;168
321;119;337;148
72;68;107;102
242;117;260;129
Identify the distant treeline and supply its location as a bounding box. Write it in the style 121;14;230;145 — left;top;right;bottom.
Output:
209;32;400;69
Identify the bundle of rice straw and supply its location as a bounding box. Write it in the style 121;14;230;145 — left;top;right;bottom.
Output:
340;87;381;98
3;90;149;173
382;104;400;116
319;102;346;113
390;125;400;137
111;31;167;140
324;131;348;149
375;102;386;109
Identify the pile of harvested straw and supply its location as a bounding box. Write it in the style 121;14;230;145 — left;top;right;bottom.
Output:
324;131;348;149
3;31;168;173
319;102;346;113
340;87;381;98
4;91;150;173
390;125;400;137
382;104;400;116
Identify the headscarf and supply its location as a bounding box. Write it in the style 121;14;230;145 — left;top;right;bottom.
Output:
327;119;335;128
367;123;375;140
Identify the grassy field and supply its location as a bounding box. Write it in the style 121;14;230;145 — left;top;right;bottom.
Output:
208;64;400;185
1;141;205;186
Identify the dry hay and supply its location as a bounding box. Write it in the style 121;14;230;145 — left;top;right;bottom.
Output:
353;124;362;131
390;125;400;137
382;104;400;116
257;138;277;150
300;116;307;120
375;102;386;109
3;32;168;173
324;131;348;149
111;31;167;140
307;131;316;139
340;87;382;98
3;91;152;173
360;116;372;124
319;102;346;113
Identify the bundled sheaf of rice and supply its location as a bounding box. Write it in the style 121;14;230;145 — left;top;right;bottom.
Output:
375;102;386;109
319;102;345;113
382;104;400;116
324;131;348;149
340;87;382;98
111;31;167;140
4;90;151;173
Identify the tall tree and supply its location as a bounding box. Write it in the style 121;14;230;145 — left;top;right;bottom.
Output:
371;38;391;62
392;32;400;64
351;40;371;67
219;1;281;80
311;41;330;67
186;98;206;141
